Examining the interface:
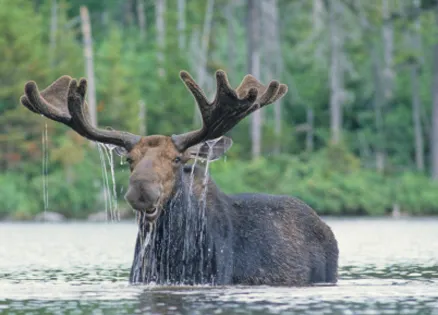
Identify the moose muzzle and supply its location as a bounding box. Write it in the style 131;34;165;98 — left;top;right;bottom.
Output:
124;176;161;218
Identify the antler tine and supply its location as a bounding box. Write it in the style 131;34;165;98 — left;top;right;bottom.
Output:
67;79;141;150
20;76;141;151
21;76;73;125
172;69;288;152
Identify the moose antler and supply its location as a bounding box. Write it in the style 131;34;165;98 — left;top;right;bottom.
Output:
20;76;141;151
171;70;288;152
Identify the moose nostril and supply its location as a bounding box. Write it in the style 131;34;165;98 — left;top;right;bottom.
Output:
138;194;146;203
124;181;161;212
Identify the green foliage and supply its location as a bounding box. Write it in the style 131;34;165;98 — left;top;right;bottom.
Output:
0;0;47;105
212;148;438;216
1;0;438;219
0;173;39;219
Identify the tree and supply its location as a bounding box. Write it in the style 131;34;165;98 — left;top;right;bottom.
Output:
409;0;425;171
247;0;262;158
327;0;345;145
156;0;166;77
80;5;97;127
432;2;438;180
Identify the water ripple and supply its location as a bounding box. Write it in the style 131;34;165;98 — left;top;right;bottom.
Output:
1;219;438;314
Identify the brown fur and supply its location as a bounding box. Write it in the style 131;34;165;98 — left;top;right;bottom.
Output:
126;136;192;211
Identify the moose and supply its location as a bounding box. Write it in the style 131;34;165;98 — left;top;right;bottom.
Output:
20;70;338;286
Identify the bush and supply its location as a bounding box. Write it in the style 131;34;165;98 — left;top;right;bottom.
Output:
2;145;438;219
0;173;39;219
211;147;438;216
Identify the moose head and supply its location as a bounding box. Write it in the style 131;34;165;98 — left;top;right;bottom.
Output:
20;70;287;222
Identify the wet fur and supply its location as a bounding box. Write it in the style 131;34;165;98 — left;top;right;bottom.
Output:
130;164;338;286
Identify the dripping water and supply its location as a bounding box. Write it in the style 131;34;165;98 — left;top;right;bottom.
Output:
41;123;49;217
198;137;221;281
135;217;154;283
95;143;120;221
182;146;201;281
199;138;221;210
97;144;110;220
132;138;222;285
102;144;119;221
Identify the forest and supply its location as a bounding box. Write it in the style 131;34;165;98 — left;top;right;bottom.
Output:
1;0;438;220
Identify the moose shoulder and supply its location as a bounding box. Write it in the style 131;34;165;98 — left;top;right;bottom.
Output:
20;70;338;286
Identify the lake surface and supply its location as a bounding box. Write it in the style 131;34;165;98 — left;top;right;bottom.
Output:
0;218;437;315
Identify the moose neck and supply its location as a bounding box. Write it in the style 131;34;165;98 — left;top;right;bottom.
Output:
129;163;234;285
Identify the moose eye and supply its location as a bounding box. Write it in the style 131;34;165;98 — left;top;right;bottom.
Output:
173;156;182;164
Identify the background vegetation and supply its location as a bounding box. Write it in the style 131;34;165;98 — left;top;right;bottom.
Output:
1;0;438;220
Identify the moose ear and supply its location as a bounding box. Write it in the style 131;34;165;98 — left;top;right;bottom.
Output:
113;146;128;157
103;126;129;156
187;136;233;162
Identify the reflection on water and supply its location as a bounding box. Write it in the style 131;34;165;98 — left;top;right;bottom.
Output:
0;218;437;314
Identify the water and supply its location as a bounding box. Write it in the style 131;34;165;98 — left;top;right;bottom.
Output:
182;139;217;282
198;138;220;281
182;145;200;281
0;218;438;314
96;143;119;221
102;144;119;221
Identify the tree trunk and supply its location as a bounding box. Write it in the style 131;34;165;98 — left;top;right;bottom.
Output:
178;0;186;49
375;0;395;172
328;0;343;145
382;0;394;100
156;0;166;77
432;4;438;180
123;0;133;26
247;0;262;158
225;1;236;78
193;0;215;125
137;0;146;40
306;108;314;152
313;0;324;59
411;0;425;171
371;41;385;172
138;100;147;135
262;0;282;154
80;6;97;127
308;0;324;154
411;64;425;171
49;0;57;68
313;0;324;32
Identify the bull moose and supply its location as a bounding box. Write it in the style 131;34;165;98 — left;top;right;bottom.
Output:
20;70;338;286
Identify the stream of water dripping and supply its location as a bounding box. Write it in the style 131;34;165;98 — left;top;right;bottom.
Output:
102;144;119;221
96;143;119;221
182;147;201;280
134;217;154;283
41;123;49;216
198;138;221;281
133;138;224;284
97;144;110;220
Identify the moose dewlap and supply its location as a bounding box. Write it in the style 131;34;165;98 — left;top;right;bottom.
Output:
21;69;338;286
